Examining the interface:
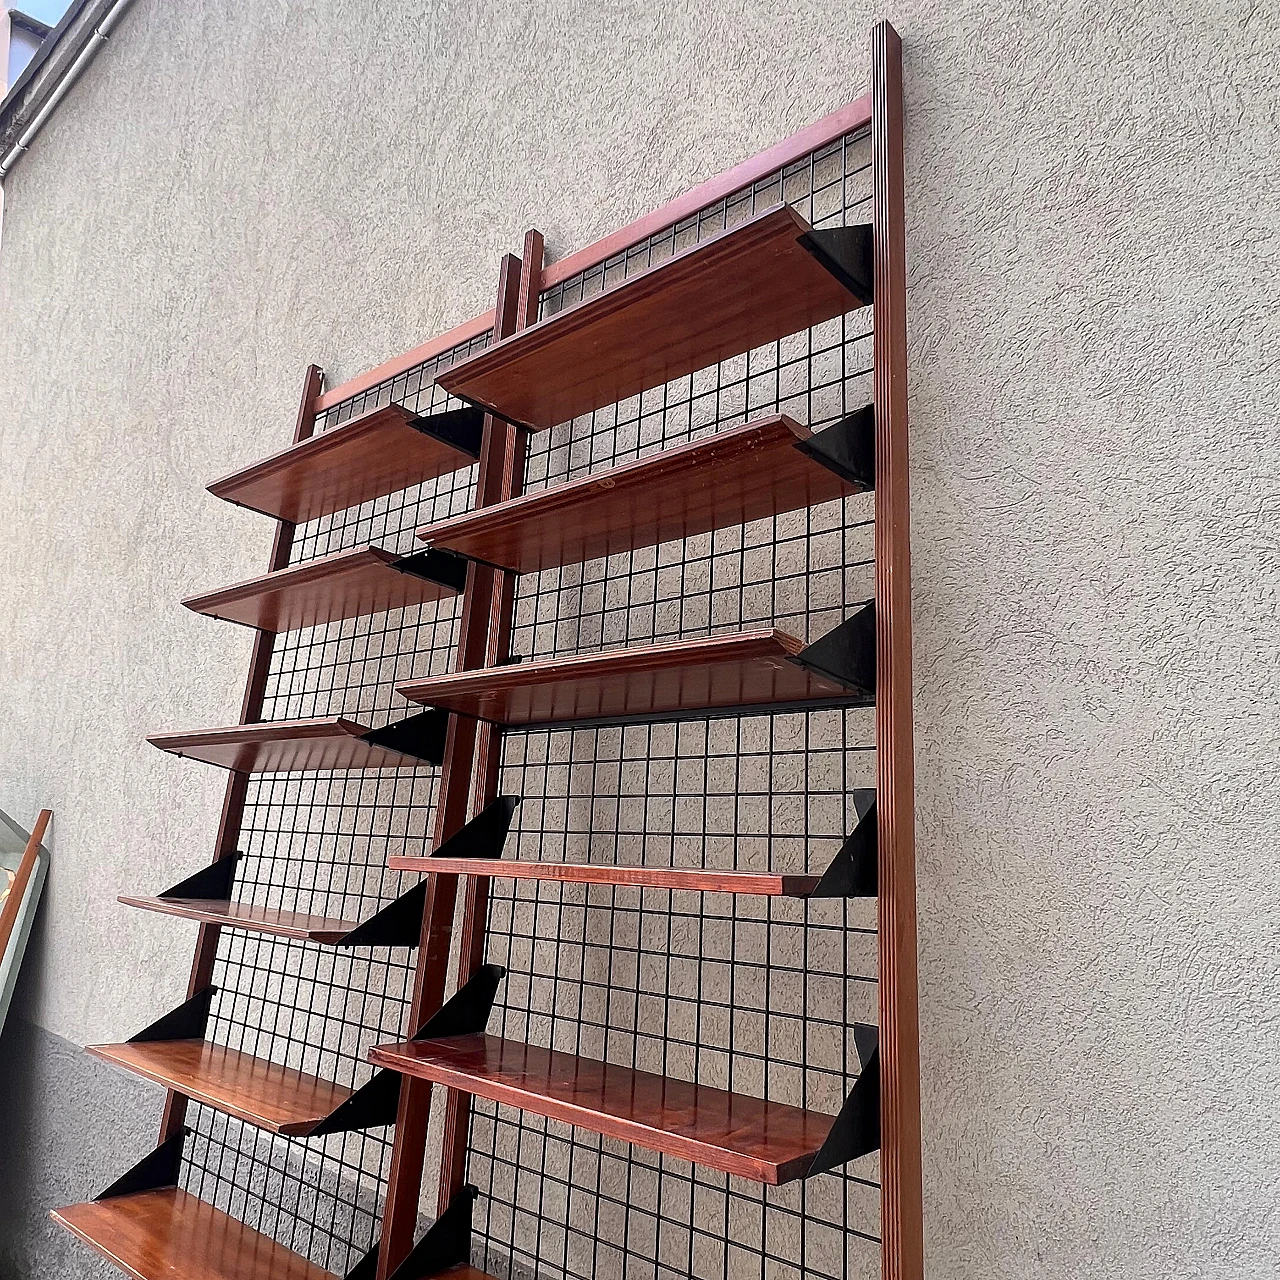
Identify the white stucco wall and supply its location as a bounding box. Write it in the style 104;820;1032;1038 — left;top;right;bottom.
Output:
0;1;1276;1276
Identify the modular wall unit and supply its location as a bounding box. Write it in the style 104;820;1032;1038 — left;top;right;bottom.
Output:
54;22;920;1280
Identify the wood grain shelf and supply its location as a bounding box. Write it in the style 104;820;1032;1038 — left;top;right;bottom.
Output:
116;896;362;943
208;403;484;524
52;1188;335;1280
386;856;823;897
417;414;865;574
437;205;871;431
368;1033;838;1185
148;715;444;773
395;628;863;730
86;1039;352;1137
183;545;467;633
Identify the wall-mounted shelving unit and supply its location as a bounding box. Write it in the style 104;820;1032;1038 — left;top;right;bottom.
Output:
54;21;920;1280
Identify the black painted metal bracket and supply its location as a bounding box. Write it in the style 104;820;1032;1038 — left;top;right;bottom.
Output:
128;986;215;1043
361;708;451;766
793;603;876;697
355;1185;479;1280
391;548;470;595
344;1243;381;1280
336;879;429;948
794;405;875;490
430;795;521;860
811;790;877;897
410;406;485;459
798;224;874;305
157;853;240;903
807;1026;881;1177
95;1128;186;1201
413;965;506;1040
308;1067;402;1137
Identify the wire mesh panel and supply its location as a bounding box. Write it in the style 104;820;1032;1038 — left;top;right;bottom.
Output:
179;334;489;1275
465;127;882;1280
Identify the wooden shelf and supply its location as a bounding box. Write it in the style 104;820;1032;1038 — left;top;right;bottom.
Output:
387;856;822;897
86;1040;352;1137
437;205;871;430
368;1033;837;1185
183;545;467;633
395;628;861;730
116;896;361;943
208;403;484;524
53;1188;335;1280
148;715;441;773
417;414;863;573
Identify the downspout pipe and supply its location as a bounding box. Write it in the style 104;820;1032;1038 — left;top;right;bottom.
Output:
0;0;135;180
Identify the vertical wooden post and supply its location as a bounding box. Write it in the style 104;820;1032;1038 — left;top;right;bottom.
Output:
376;238;541;1277
160;362;323;1143
871;20;923;1280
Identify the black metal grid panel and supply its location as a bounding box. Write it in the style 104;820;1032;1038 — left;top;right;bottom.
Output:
465;129;882;1280
178;332;490;1275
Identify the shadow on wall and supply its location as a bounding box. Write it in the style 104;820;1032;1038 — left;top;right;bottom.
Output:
0;903;161;1280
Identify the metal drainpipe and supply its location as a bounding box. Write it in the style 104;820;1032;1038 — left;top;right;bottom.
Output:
0;0;136;180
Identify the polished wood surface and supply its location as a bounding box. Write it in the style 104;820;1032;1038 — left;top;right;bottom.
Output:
370;1034;836;1185
148;717;417;773
872;22;924;1280
387;856;821;897
418;415;858;573
0;808;49;964
396;629;852;728
87;1039;351;1136
438;205;867;431
118;895;359;944
183;545;460;633
52;1188;335;1280
208;402;477;524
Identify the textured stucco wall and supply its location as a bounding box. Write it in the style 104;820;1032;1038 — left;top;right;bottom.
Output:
0;1;1276;1276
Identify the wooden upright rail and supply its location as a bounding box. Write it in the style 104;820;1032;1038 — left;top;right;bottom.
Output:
871;20;924;1280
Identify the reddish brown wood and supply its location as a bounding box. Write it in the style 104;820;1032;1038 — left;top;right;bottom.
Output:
375;249;530;1280
87;1040;351;1136
0;808;49;962
148;717;424;774
208;403;478;524
117;895;360;944
387;857;821;897
183;545;461;633
418;414;859;572
396;629;852;728
161;362;324;1143
438;206;868;431
370;1034;837;1186
872;21;924;1280
52;1188;336;1280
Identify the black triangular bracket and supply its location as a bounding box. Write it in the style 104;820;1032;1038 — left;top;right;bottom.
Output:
391;548;470;595
392;1185;481;1280
128;986;215;1043
95;1128;187;1201
430;796;521;860
798;224;874;305
308;1067;402;1137
807;1028;880;1177
811;791;877;897
361;709;451;766
413;965;505;1041
409;407;485;459
343;1242;381;1280
793;603;876;697
794;405;875;490
336;880;429;948
158;853;240;903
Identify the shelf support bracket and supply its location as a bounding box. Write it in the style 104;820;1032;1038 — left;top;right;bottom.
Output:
807;1026;881;1176
128;987;215;1043
413;965;505;1040
391;548;470;594
429;796;521;860
794;405;875;490
361;709;451;766
94;1129;186;1201
309;1068;402;1137
811;790;878;897
337;881;429;948
793;603;876;696
410;407;486;459
349;1185;481;1280
157;853;240;903
798;224;874;304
